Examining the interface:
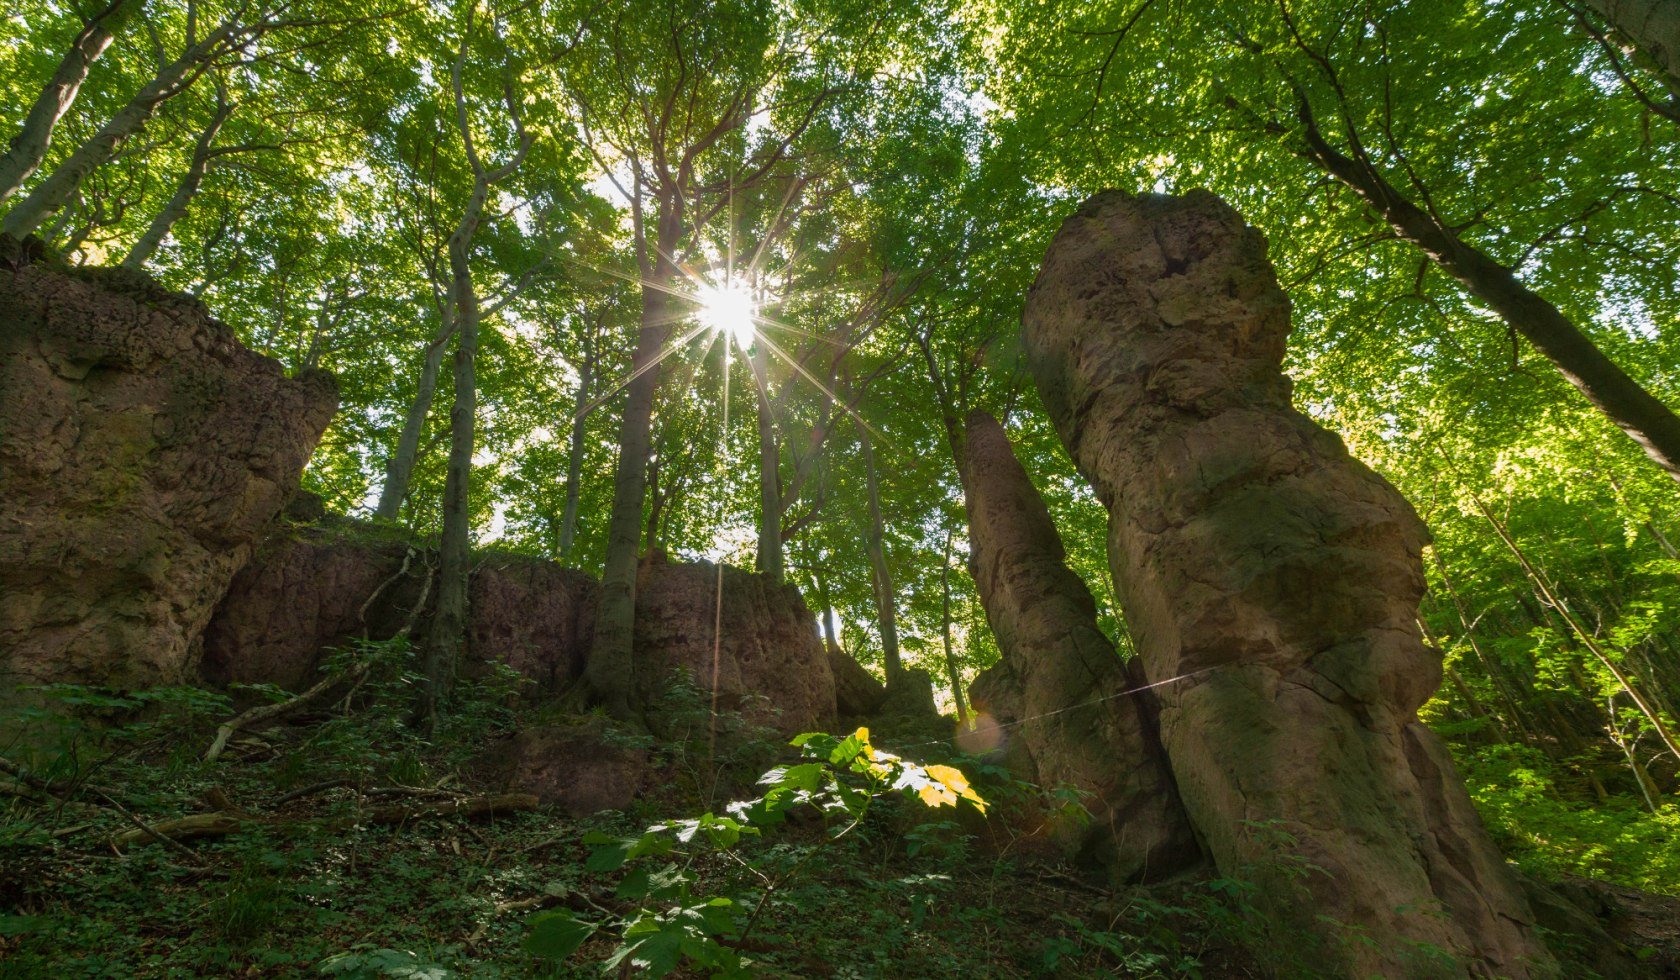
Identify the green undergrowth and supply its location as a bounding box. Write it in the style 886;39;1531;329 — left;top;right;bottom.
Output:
1455;743;1680;896
0;645;1260;979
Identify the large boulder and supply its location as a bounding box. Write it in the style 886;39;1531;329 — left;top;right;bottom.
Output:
828;644;888;718
634;558;836;736
961;409;1198;883
200;525;416;690
1022;191;1551;975
202;529;596;697
0;253;336;694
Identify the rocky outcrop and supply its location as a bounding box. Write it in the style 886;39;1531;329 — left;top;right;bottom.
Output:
486;718;648;816
466;555;597;696
1023;191;1552;975
961;409;1198;883
203;528;596;697
202;535;833;736
634;558;836;735
200;527;416;690
829;645;888;718
0;254;336;694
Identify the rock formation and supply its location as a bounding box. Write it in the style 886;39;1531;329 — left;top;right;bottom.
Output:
0;253;336;694
829;645;889;718
1022;191;1552;975
203;534;835;736
633;557;836;735
962;409;1199;883
202;528;597;697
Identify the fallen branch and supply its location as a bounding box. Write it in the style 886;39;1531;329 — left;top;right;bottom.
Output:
205;660;374;762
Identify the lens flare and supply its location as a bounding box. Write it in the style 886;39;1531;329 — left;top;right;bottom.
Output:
697;279;756;348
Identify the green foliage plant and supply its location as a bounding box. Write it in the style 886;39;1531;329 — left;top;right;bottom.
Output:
522;726;988;976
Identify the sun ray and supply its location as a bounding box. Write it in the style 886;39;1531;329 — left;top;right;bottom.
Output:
571;319;715;423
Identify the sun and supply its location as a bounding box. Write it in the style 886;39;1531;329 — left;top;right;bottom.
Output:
696;279;756;348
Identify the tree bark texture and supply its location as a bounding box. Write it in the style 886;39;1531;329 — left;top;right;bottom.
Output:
1588;0;1680;100
0;0;127;207
585;199;682;718
2;16;239;239
121;86;232;270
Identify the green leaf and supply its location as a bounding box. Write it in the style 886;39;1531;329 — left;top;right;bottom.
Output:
522;909;595;962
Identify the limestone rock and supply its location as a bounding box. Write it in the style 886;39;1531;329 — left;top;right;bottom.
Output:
829;644;888;718
961;409;1198;883
0;255;336;694
634;558;836;736
1023;190;1551;975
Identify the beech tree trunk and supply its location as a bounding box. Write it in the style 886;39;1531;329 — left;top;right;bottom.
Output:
858;423;902;686
1587;0;1680;100
413;181;489;731
2;17;240;240
558;345;595;560
749;346;783;582
121;87;232;270
412;31;533;730
1300;108;1680;486
585;199;681;719
376;312;455;521
936;528;967;724
0;0;127;207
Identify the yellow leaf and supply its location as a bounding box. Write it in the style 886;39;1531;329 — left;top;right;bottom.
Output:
918;782;957;808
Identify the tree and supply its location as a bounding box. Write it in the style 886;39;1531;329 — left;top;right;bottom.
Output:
0;0;132;207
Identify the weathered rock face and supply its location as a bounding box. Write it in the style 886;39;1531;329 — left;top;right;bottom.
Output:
203;535;831;736
203;529;597;697
828;645;888;718
961;409;1199;883
634;558;836;736
0;255;336;693
466;555;597;696
1023;191;1551;975
200;527;415;690
487;718;647;816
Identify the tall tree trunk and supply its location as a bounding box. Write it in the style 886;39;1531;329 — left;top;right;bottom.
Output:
1300;107;1680;485
585;198;681;719
414;180;489;732
376;311;455;521
558;346;595;561
2;17;238;239
859;423;902;686
121;84;231;269
749;346;783;582
938;527;967;724
0;0;127;207
813;559;841;651
1586;0;1680;101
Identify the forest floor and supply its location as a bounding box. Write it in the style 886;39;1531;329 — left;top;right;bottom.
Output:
3;673;1676;978
0;677;1265;979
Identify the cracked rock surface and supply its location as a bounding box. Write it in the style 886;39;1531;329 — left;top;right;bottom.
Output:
1023;191;1552;976
0;255;336;694
963;408;1199;883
